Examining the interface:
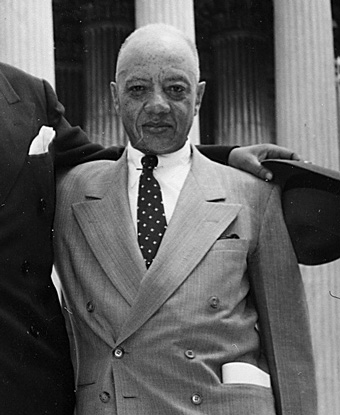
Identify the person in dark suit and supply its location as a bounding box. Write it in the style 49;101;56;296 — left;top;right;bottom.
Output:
0;60;298;415
0;61;77;415
54;24;316;415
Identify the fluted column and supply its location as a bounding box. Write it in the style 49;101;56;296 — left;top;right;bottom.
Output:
274;1;340;413
275;0;338;165
0;0;55;86
212;32;274;145
135;0;195;39
209;2;275;146
135;0;200;144
83;0;134;146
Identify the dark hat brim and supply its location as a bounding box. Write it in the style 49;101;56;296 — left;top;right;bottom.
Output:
262;159;340;265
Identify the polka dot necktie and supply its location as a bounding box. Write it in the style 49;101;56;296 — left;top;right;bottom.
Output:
137;155;167;268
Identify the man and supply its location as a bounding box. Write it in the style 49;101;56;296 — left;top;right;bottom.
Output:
0;60;297;415
0;62;83;415
54;24;316;415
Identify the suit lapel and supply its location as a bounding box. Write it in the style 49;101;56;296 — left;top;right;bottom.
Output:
116;148;241;345
0;68;35;204
72;154;145;306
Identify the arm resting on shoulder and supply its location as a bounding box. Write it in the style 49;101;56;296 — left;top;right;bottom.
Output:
228;144;300;181
43;80;123;168
196;145;237;165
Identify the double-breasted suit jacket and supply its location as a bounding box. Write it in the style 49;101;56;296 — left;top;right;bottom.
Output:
54;146;317;415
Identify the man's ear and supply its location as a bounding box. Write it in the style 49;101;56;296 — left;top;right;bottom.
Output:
110;82;120;114
194;81;206;116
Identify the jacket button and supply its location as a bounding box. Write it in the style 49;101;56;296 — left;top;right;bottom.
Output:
99;391;110;403
86;301;95;312
184;349;195;359
191;393;202;405
113;347;124;359
208;296;220;309
39;198;47;213
29;324;40;338
21;260;30;274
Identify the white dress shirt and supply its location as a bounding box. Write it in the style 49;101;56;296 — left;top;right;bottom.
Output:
127;140;192;233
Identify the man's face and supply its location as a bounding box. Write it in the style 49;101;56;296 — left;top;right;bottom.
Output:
111;34;205;155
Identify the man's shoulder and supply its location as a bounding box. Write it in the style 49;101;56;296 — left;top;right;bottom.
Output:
0;62;45;104
0;62;41;86
191;151;279;219
197;149;275;193
197;153;280;211
208;163;282;224
56;160;118;207
223;163;274;189
59;160;117;188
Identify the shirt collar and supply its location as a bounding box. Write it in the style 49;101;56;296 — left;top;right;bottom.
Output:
127;140;191;187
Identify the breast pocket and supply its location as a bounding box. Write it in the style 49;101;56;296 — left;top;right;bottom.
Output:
193;238;250;306
210;238;249;252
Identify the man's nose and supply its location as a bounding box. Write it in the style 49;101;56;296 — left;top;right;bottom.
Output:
144;91;170;114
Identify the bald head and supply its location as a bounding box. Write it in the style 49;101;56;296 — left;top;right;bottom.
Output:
110;23;206;155
115;23;200;82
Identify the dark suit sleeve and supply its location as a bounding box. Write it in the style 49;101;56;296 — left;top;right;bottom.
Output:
51;124;125;167
44;80;236;167
43;80;123;167
197;145;238;165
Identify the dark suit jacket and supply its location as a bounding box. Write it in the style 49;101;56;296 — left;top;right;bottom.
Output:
0;62;81;415
0;62;234;415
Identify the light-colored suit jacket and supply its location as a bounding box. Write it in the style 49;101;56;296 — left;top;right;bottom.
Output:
54;147;317;415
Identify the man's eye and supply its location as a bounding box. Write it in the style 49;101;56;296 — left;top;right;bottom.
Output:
128;85;146;95
168;85;185;94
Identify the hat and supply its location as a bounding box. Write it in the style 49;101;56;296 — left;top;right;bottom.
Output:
262;159;340;265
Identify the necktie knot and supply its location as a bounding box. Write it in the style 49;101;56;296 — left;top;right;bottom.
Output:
141;155;158;171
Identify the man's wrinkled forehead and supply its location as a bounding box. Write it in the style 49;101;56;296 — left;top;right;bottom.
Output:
115;27;199;82
116;51;196;84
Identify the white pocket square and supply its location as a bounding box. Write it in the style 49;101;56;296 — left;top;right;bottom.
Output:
222;362;271;388
28;126;55;155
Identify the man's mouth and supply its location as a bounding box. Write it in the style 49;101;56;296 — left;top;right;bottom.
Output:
142;123;172;134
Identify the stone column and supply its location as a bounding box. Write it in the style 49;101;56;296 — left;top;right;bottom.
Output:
274;1;340;413
82;0;134;146
209;2;275;146
135;0;200;144
0;0;55;86
211;31;274;145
